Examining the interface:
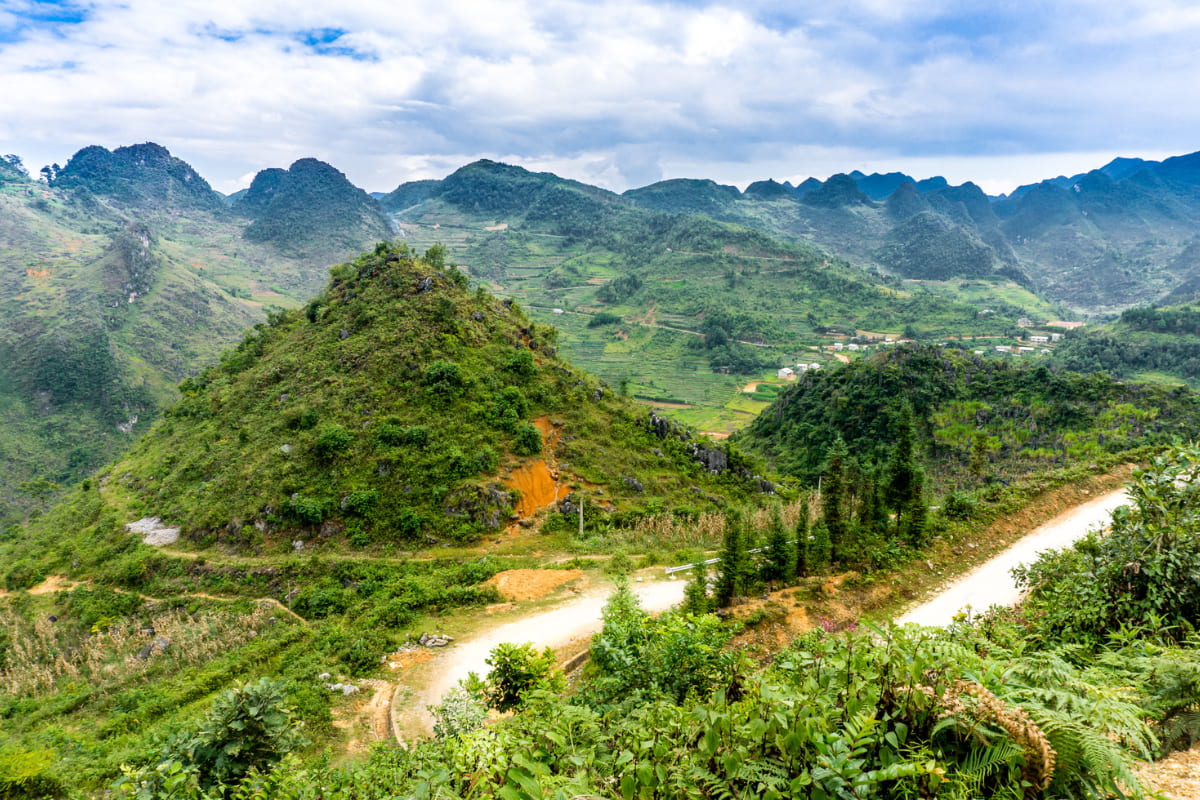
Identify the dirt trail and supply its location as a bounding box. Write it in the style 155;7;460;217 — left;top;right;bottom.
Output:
406;579;685;735
898;488;1130;626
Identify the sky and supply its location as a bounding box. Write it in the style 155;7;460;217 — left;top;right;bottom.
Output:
1;0;1198;196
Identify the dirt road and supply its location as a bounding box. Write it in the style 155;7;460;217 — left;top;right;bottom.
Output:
409;579;685;733
898;488;1130;626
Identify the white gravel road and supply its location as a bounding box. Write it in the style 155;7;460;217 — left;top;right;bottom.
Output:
898;488;1130;627
411;579;685;732
403;487;1131;735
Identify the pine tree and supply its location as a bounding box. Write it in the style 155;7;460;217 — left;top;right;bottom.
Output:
822;436;849;564
899;470;929;546
715;511;751;607
795;496;811;578
856;466;888;560
762;504;795;585
682;560;712;615
885;402;923;540
809;518;832;574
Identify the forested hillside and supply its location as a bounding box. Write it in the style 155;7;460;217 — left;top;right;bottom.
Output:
736;344;1200;489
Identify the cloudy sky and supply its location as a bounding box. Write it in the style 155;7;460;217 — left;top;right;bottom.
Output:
1;0;1198;195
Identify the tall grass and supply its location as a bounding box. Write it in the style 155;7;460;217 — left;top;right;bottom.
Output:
1;604;278;696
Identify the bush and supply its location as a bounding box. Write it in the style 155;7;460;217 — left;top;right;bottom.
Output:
119;678;306;795
288;495;327;525
484;642;564;711
587;312;622;327
343;489;379;517
940;490;977;521
514;423;542;456
312;425;353;460
503;349;535;379
429;686;488;741
424;361;466;402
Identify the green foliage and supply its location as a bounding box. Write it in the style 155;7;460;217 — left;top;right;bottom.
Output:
761;505;795;584
0;745;62;799
429;685;488;741
312;425;353;460
484;642;564;712
738;345;1200;493
587;311;622;327
682;561;713;615
513;422;542;456
119;677;306;796
1014;443;1200;645
714;513;752;607
585;581;738;708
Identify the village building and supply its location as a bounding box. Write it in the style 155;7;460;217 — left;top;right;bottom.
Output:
777;367;795;379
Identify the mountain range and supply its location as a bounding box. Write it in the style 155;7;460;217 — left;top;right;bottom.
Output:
5;140;1200;518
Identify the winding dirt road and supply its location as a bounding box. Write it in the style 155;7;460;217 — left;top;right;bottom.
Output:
409;579;685;733
898;488;1130;626
400;487;1132;735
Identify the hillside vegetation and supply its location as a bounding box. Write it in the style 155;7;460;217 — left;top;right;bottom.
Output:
388;160;1025;431
12;445;1196;799
0;244;769;794
81;241;763;550
735;344;1200;489
0;145;396;520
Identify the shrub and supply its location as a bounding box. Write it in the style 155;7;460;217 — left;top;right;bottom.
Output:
587;312;622;327
343;489;379;517
312;425;353;460
288;495;327;525
424;361;465;402
503;349;535;379
401;425;431;448
484;642;564;711
119;678;306;795
429;686;488;741
514;423;542;456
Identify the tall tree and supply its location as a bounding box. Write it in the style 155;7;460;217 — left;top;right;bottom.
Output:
761;504;795;585
795;495;811;577
885;402;926;541
682;560;712;615
715;511;752;607
822;436;850;563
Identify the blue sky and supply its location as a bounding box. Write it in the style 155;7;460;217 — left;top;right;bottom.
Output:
1;0;1198;195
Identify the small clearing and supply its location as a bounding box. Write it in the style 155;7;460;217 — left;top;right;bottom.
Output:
126;517;180;546
0;574;80;598
483;569;585;601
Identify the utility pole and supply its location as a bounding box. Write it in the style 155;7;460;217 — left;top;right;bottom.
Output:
578;496;584;537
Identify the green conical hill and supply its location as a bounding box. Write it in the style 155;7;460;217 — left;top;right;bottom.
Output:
240;158;394;258
98;243;762;549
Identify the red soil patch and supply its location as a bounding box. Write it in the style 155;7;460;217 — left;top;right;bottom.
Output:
505;417;569;518
483;569;584;601
387;649;433;670
508;460;565;517
25;268;49;280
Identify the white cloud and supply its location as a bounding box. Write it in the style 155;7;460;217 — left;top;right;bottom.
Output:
0;0;1196;195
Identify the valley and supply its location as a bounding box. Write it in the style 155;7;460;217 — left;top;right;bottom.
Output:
5;146;1200;799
